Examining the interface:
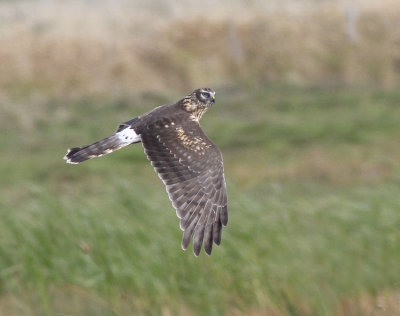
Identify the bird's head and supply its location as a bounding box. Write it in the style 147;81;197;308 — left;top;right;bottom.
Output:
182;88;216;121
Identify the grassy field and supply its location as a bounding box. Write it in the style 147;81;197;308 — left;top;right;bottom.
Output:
1;83;400;315
1;1;400;314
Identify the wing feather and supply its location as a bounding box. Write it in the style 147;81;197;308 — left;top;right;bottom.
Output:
213;210;223;245
203;207;216;255
141;120;228;256
192;201;210;256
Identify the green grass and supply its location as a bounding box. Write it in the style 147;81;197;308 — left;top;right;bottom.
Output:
1;84;400;315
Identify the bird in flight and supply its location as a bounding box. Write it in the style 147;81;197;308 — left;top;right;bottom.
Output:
64;88;228;256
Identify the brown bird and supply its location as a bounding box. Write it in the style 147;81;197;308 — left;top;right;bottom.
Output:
64;88;228;256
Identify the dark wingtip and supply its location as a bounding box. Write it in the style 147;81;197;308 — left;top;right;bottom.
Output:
193;239;203;257
220;206;228;226
213;218;222;245
203;230;213;256
204;244;212;256
181;237;190;251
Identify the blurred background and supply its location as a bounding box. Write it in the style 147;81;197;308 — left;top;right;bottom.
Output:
1;0;400;315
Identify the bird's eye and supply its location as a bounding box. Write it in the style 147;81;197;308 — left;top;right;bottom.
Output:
201;92;210;99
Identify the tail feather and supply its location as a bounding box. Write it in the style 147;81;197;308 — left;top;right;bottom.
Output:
64;126;141;164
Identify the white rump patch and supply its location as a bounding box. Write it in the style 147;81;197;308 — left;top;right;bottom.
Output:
116;126;141;145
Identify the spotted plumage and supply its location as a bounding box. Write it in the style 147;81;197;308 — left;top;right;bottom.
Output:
64;88;228;256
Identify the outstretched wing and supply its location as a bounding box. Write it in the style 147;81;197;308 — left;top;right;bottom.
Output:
140;118;228;256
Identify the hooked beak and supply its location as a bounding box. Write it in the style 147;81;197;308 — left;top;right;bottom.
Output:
211;94;215;103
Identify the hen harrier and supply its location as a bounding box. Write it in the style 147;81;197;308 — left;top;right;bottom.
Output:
64;88;228;256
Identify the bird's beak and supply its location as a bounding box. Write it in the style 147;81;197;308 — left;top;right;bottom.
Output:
211;95;215;103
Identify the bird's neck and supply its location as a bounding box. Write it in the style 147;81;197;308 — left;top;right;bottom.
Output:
181;97;208;122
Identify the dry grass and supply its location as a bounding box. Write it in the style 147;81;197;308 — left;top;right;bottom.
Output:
339;291;400;316
1;0;400;99
1;285;399;316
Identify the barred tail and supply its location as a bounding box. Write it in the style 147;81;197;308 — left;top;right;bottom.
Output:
64;126;141;164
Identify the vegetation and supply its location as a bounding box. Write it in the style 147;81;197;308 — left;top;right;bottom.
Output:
1;1;400;314
1;84;400;315
1;0;400;98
